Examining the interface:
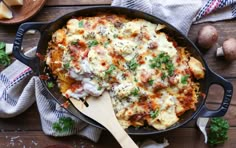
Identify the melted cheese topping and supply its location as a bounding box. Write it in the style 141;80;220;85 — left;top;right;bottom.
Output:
46;14;205;130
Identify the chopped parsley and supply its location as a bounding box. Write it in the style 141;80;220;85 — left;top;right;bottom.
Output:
63;62;70;69
0;42;10;67
130;87;139;96
104;41;109;48
127;57;139;71
47;82;54;88
149;52;175;77
113;34;118;38
148;79;154;85
181;75;190;84
71;40;78;45
161;72;167;80
87;40;98;48
97;86;102;90
105;64;116;75
150;109;159;119
78;21;84;28
52;117;75;133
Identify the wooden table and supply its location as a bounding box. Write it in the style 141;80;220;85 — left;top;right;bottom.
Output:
0;1;236;147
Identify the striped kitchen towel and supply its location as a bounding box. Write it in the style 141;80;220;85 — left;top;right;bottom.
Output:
0;47;102;142
112;0;236;34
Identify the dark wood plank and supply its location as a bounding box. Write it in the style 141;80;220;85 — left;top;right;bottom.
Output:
46;0;112;6
0;128;235;148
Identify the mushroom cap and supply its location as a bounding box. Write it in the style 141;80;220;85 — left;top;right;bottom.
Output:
223;38;236;61
197;25;218;49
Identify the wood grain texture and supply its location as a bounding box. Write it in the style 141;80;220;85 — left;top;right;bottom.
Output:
0;0;46;24
46;0;112;6
0;128;236;148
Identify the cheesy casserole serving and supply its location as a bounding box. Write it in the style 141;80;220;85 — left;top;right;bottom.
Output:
45;14;205;130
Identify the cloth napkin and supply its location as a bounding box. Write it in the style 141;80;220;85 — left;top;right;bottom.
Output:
1;0;236;145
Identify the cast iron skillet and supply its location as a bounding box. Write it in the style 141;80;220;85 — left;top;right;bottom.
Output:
13;6;233;135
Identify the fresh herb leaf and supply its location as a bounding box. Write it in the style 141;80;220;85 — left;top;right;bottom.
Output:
0;44;10;67
127;57;139;71
52;117;75;133
148;79;154;85
105;64;116;75
63;62;70;69
130;87;139;96
181;75;190;84
87;40;98;48
208;117;229;145
71;40;78;45
166;62;174;76
0;42;6;50
161;72;167;80
78;21;84;28
47;82;54;88
104;41;109;48
149;52;175;77
113;34;118;38
150;109;159;119
97;86;102;90
134;77;138;82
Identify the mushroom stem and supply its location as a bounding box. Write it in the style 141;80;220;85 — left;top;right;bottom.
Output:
216;46;224;57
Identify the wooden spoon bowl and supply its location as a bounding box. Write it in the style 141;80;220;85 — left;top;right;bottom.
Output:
70;91;138;148
0;0;46;24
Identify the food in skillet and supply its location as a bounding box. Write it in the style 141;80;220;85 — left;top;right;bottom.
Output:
45;14;205;130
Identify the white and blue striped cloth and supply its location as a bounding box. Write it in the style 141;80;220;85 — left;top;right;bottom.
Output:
0;0;235;145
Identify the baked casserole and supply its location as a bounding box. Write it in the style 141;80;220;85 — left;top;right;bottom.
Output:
45;14;205;130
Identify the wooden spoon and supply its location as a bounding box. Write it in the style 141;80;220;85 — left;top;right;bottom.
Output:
70;91;138;148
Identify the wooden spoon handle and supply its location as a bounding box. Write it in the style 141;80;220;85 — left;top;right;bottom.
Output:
104;117;138;148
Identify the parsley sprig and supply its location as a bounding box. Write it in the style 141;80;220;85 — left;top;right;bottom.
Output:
52;117;75;133
87;40;98;48
0;42;11;67
105;64;116;75
150;109;159;119
208;117;229;145
127;56;139;71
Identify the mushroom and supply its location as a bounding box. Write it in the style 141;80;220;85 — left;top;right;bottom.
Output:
197;25;218;49
216;38;236;61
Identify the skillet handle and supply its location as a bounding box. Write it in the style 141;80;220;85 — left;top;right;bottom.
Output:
198;70;233;117
13;22;47;71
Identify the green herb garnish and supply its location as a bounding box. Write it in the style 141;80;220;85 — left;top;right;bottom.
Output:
87;40;98;48
130;87;139;96
113;34;118;38
63;62;70;69
71;40;78;45
105;64;116;75
47;82;54;88
150;109;159;119
104;41;109;48
149;52;175;77
0;42;6;49
78;21;84;28
52;117;75;133
208;117;229;145
161;72;167;80
148;79;154;85
181;75;190;84
97;86;102;90
127;57;139;71
0;42;10;67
